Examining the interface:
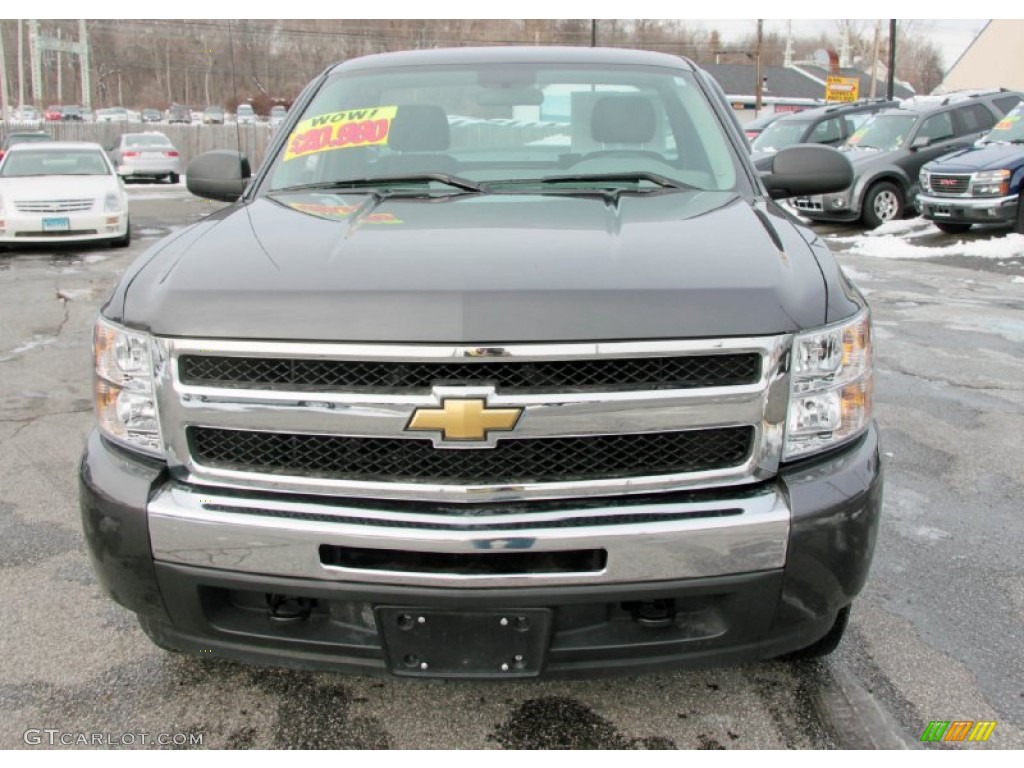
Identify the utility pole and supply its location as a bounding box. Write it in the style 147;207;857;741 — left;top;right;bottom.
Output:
754;19;763;117
56;27;62;104
28;19;41;106
79;20;90;111
590;20;596;47
869;19;881;99
17;19;25;108
783;20;793;68
886;19;896;101
0;21;9;118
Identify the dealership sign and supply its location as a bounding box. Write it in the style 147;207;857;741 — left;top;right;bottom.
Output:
826;76;860;103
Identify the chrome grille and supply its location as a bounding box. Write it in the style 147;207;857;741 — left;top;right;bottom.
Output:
157;336;791;502
190;426;754;485
15;198;94;213
179;353;762;392
928;175;970;196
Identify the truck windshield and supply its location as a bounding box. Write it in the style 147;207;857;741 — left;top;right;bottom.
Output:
266;64;741;193
846;114;916;151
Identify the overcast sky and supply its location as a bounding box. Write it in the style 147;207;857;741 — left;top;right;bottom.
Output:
686;19;988;70
33;6;992;73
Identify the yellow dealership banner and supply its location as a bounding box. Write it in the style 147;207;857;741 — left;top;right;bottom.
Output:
283;106;398;162
825;77;860;103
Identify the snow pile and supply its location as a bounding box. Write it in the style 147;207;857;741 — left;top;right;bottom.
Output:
848;233;1024;260
869;218;932;237
826;217;935;243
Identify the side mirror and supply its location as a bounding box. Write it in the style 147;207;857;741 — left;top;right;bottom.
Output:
186;150;251;202
759;144;853;200
910;136;931;151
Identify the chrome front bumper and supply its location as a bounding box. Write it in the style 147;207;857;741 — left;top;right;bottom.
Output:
148;483;790;588
917;195;1019;222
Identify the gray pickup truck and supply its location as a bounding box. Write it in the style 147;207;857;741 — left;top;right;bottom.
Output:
80;47;881;679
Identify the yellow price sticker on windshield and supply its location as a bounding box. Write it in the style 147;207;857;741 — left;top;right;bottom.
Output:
995;115;1020;131
283;106;398;162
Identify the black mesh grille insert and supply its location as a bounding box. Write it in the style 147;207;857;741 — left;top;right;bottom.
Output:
178;353;761;392
190;426;754;485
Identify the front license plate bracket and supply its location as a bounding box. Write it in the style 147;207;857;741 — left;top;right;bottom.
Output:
376;607;552;678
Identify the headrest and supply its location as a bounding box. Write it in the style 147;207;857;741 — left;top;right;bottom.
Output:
591;96;656;144
388;105;451;152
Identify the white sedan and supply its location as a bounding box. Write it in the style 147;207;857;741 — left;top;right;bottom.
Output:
0;142;130;247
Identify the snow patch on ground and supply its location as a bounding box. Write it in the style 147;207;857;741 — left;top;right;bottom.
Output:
826;217;937;243
1012;276;1024;284
869;218;931;237
56;288;92;301
139;228;165;236
0;336;57;362
84;254;109;264
848;233;1024;260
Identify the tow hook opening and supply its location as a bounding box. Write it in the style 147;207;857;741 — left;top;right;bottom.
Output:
265;593;316;624
623;599;677;628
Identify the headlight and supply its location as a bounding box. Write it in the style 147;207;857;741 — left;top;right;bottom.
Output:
93;317;164;457
919;169;931;193
103;192;123;212
971;169;1010;197
784;310;872;460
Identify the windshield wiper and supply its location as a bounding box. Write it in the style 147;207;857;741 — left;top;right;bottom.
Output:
536;172;695;190
271;173;484;195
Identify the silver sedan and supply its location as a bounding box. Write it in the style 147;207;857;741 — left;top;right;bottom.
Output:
106;132;182;183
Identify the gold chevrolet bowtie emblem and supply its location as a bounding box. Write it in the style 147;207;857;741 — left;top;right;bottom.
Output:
407;398;522;441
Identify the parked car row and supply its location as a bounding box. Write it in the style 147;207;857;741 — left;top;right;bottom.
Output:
5;103;289;126
755;89;1024;230
1;128;182;184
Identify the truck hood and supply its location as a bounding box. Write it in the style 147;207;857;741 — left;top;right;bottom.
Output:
924;143;1024;173
122;189;827;342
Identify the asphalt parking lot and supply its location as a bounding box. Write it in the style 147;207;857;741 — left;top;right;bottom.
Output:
1;186;1022;749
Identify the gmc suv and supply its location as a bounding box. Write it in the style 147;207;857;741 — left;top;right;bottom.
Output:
918;99;1024;233
80;47;881;679
793;89;1024;228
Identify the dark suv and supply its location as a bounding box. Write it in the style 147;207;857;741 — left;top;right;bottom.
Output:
917;99;1024;233
792;89;1024;227
751;99;898;168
